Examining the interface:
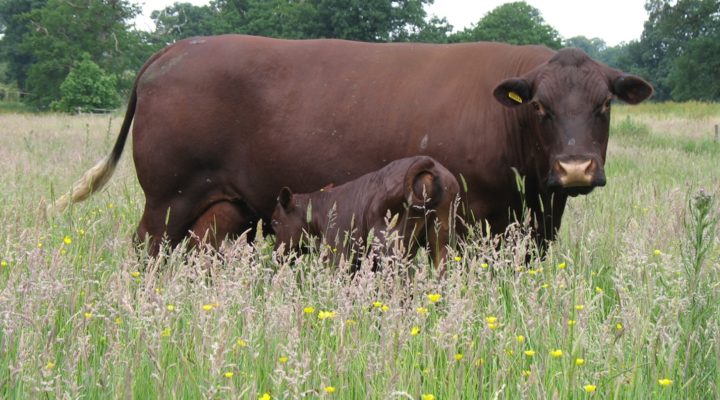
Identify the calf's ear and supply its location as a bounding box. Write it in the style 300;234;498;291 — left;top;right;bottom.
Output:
278;187;293;210
612;74;653;104
493;78;532;108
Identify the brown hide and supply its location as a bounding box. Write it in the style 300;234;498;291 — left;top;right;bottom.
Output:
271;156;459;270
54;35;653;253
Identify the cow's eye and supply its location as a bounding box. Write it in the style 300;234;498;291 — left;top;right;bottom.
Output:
531;101;549;118
271;220;279;226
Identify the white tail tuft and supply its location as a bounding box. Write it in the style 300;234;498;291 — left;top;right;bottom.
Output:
47;155;118;216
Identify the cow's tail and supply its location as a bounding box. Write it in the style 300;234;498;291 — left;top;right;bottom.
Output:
46;88;137;216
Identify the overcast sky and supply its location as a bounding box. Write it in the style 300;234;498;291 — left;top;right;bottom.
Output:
135;0;648;46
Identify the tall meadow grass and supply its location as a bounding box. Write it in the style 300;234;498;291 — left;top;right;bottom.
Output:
0;105;718;399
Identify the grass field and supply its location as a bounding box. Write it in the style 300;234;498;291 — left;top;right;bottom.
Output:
0;103;719;399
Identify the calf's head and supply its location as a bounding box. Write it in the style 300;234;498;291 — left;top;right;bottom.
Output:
494;48;653;196
271;187;311;253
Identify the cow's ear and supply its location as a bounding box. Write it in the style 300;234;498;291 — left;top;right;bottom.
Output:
278;187;293;210
612;74;653;104
493;78;532;108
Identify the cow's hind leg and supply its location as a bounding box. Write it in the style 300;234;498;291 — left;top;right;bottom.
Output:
189;201;257;249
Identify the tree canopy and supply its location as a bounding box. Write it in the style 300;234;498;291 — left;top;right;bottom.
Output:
2;0;720;109
451;2;562;48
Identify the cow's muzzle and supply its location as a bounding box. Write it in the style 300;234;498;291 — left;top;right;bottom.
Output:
548;157;606;195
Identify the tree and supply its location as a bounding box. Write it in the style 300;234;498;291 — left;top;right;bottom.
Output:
51;55;120;113
618;0;720;100
564;36;607;59
149;2;229;44
0;0;48;90
450;1;562;49
17;0;150;108
668;33;720;101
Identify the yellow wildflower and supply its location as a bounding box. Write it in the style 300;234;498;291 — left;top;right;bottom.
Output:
324;386;336;394
653;249;661;256
46;361;55;370
345;319;356;326
474;358;484;366
528;268;539;275
236;338;247;347
541;283;550;289
522;369;531;378
557;262;566;269
303;306;315;314
115;317;123;325
417;307;429;316
77;228;85;236
380;304;389;312
516;335;525;343
658;378;672;387
84;312;92;320
224;371;234;378
372;301;383;308
584;384;597;393
595;286;603;294
278;356;288;364
161;327;171;337
575;358;585;366
63;235;72;245
202;304;215;311
427;293;442;303
410;326;421;336
485;316;497;324
567;319;576;326
454;353;463;361
550;349;563;358
421;394;435;400
524;350;535;357
167;304;175;312
487;322;498;330
575;304;584;310
616;323;623;331
259;393;271;400
130;271;140;278
1;260;7;268
318;310;336;320
454;256;462;262
481;262;489;269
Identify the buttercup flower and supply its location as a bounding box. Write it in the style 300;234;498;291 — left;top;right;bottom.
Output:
224;371;234;378
575;358;585;366
324;386;335;394
524;350;535;357
427;293;442;303
516;335;525;343
584;384;596;393
303;306;315;314
410;326;421;336
658;378;672;387
421;394;435;400
550;349;563;358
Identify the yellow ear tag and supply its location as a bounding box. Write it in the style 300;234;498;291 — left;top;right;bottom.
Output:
508;91;523;104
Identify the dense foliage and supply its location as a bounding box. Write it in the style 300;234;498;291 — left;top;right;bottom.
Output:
1;0;719;109
51;55;120;113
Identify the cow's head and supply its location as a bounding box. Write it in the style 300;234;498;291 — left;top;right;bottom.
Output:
493;48;653;196
271;187;311;253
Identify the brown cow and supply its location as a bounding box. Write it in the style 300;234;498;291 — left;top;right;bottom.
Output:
49;35;652;254
271;156;459;270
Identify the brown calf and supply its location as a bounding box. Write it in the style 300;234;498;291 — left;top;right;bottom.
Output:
271;156;459;271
